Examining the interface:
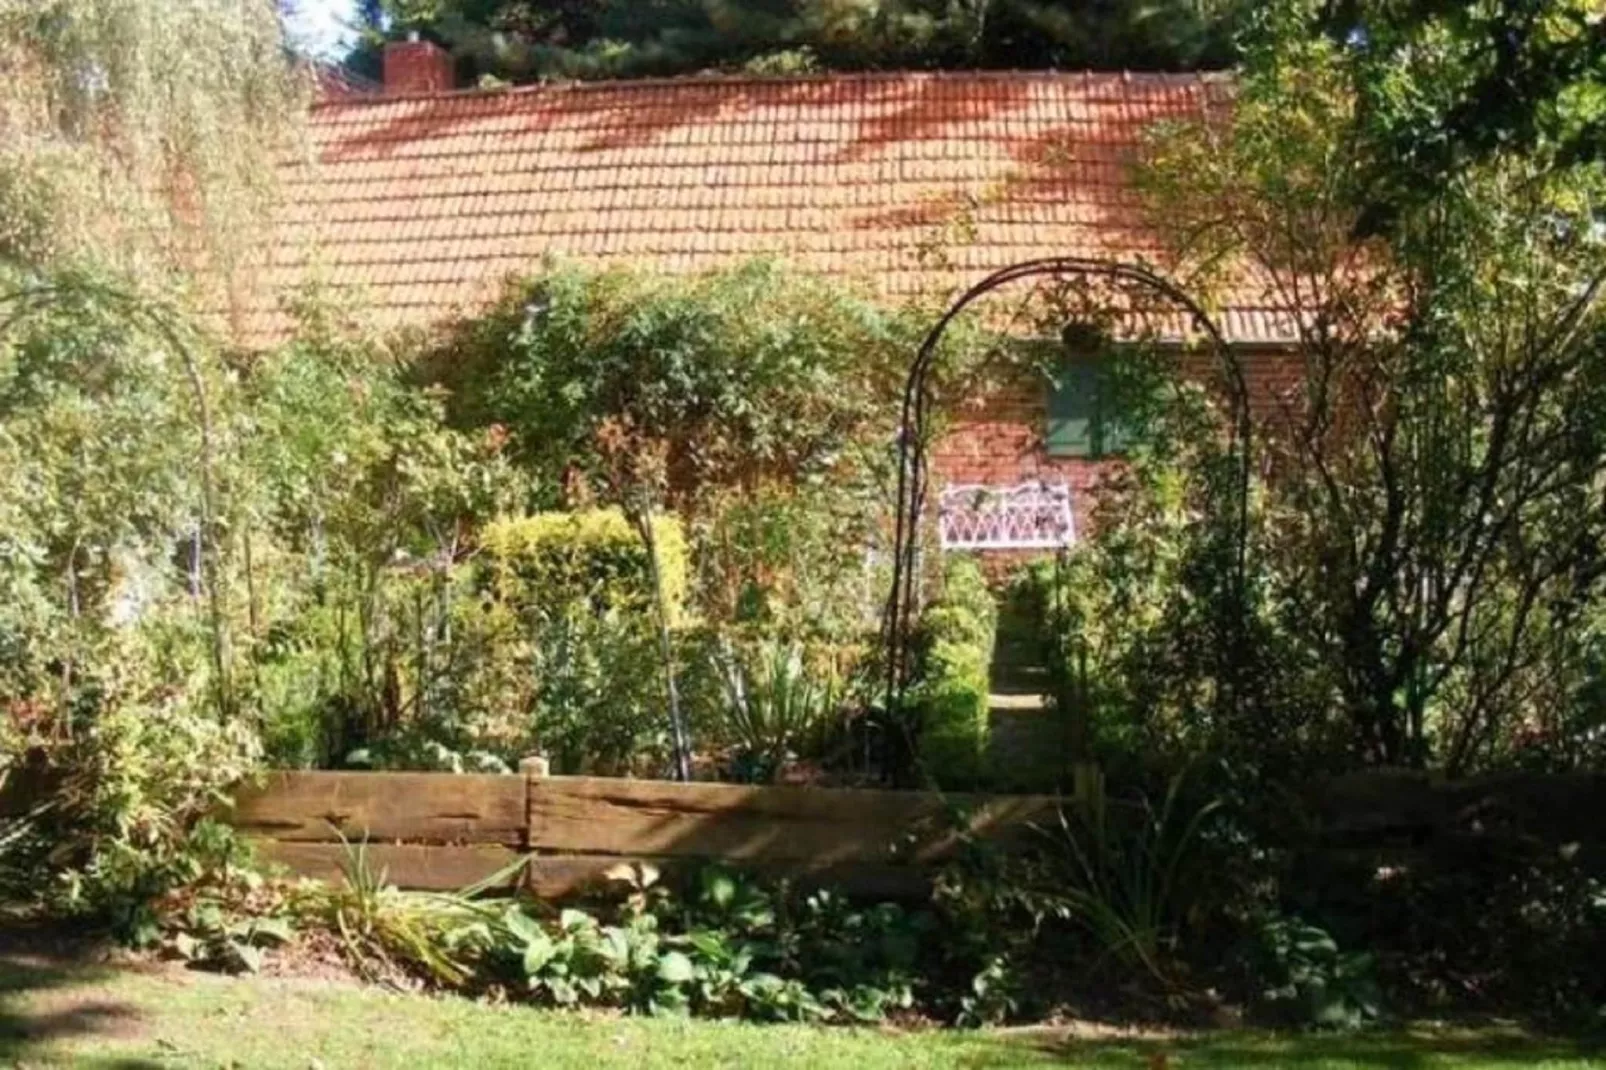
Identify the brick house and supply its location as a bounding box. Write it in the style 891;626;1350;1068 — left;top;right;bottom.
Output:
259;41;1293;550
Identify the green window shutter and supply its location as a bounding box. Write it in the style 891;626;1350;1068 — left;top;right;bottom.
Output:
1045;356;1099;458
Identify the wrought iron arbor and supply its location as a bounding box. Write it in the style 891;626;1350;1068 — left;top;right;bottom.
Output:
879;256;1255;760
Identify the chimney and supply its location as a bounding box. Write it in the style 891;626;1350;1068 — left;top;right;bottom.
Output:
383;36;454;95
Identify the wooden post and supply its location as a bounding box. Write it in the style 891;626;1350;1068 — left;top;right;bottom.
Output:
519;755;546;890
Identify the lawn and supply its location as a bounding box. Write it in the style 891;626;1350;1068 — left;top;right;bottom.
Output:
1;950;1600;1070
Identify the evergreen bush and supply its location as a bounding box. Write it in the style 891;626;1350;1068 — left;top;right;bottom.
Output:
911;557;997;787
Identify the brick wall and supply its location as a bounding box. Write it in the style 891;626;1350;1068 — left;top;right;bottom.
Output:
383;39;455;95
931;375;1116;538
930;347;1302;546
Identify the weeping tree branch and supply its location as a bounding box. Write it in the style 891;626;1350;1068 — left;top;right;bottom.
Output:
0;271;233;719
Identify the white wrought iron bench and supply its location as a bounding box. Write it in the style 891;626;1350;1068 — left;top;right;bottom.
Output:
937;481;1077;551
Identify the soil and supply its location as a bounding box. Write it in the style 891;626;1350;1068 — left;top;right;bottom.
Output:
253;926;364;985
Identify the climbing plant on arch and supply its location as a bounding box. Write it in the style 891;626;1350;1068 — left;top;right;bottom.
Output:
879;256;1255;781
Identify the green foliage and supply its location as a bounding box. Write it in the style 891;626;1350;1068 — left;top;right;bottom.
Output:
0;0;302;279
0;271;260;918
0;275;536;913
314;860;932;1023
236;319;524;770
1031;772;1222;989
911;557;997;787
691;482;883;644
218;264;917;785
516;604;673;776
1122;0;1606;775
227;333;695;780
354;0;1246;83
498;902;681;1011
482;510;687;621
706;638;844;783
318;834;506;987
683;481;884;781
16;705;260;926
1306;0;1606;233
1293;839;1606;1024
440;260;908;780
164;906;293;975
957;954;1021;1026
1247;914;1381;1030
149;867;299;975
1017;467;1347;782
443;260;907;514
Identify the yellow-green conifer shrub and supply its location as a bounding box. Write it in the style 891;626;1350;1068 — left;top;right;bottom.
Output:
481;510;689;623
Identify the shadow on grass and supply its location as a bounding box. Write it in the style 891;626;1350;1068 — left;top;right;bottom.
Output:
0;930;159;1070
1023;1025;1604;1069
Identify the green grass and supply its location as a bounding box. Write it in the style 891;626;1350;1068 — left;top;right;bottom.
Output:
0;952;1600;1069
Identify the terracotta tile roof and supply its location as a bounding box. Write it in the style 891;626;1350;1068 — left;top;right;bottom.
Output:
253;70;1289;343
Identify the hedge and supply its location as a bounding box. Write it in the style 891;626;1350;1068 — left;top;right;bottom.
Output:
480;510;688;621
911;556;997;787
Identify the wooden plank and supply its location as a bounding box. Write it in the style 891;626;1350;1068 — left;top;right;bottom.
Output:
253;840;527;892
229;771;527;845
258;840;928;900
527;776;1055;866
525;855;932;900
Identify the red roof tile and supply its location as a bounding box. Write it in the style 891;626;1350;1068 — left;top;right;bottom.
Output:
252;70;1290;342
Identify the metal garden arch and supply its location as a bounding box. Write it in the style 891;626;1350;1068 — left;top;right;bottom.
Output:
880;256;1256;767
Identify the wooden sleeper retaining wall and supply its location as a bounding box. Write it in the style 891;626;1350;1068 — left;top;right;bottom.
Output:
226;770;1059;897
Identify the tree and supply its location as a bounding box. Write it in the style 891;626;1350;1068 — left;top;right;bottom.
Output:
0;0;307;796
1137;0;1606;772
350;0;1246;83
0;0;306;706
439;261;913;779
1313;0;1606;235
0;0;303;290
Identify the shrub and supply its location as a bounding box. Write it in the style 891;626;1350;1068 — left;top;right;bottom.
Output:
252;510;688;778
519;603;673;776
1017;453;1352;786
313;859;932;1023
144;864;299;974
250;561;489;771
440;261;911;514
481;510;688;622
1297;840;1606;1024
691;483;884;644
1245;914;1381;1030
458;511;687;775
1;639;260;927
1030;771;1222;991
321;590;673;778
705;637;844;782
236;319;524;770
911;557;997;787
1140;18;1606;774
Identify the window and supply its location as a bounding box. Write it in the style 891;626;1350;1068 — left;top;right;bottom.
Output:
1044;350;1141;459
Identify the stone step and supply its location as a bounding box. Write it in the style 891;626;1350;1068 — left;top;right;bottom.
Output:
991;682;1050;703
988;691;1049;713
992;635;1046;659
987;700;1065;790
